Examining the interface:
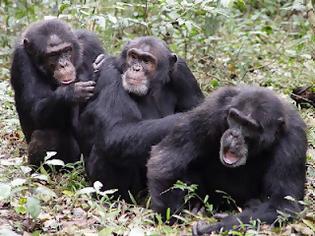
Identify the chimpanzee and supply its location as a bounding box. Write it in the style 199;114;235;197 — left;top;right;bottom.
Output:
147;86;307;234
10;19;106;167
79;36;204;201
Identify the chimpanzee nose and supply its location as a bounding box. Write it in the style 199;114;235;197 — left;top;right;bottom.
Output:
133;64;141;71
59;60;68;68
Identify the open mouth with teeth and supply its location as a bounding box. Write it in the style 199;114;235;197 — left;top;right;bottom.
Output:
222;150;241;165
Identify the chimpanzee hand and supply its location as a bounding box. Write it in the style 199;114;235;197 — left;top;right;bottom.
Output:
192;221;223;236
93;54;106;72
73;81;96;103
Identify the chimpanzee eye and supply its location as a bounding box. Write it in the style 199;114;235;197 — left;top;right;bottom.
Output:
131;54;137;60
143;57;150;64
65;51;72;58
48;54;58;61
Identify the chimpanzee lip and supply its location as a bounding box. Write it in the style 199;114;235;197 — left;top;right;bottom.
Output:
128;78;142;85
223;150;241;165
61;79;75;85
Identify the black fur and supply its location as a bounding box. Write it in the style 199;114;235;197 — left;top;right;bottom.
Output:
147;86;307;234
10;19;105;166
79;36;204;201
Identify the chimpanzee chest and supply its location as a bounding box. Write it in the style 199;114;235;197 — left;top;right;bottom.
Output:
135;90;177;119
204;164;264;206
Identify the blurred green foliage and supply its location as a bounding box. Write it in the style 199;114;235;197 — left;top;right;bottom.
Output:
0;0;296;56
3;0;314;92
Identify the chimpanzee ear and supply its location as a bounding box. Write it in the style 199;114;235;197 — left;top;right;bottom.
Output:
23;38;32;54
169;53;178;72
23;38;30;48
170;53;177;65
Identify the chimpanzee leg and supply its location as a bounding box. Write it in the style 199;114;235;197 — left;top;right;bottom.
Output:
28;129;80;167
87;147;146;201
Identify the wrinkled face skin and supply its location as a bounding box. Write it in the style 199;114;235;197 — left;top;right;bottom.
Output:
45;34;76;85
25;34;76;85
219;108;262;168
121;46;158;96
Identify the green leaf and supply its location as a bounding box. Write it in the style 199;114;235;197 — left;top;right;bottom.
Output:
166;207;171;221
15;205;27;215
128;191;137;205
32;231;41;236
98;228;114;236
59;3;70;14
19;197;27;204
26;197;41;219
302;219;315;232
62;190;74;197
210;79;219;89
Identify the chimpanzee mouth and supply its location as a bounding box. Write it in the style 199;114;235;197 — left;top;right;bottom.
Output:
128;78;143;85
61;79;75;85
222;150;241;165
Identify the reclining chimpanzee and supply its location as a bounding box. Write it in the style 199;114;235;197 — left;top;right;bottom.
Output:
147;86;307;235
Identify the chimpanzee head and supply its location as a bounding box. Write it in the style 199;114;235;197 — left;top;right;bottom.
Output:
22;19;82;85
119;36;177;96
220;88;286;168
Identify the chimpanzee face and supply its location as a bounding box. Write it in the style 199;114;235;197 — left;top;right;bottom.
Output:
219;95;285;168
44;35;76;85
121;46;158;96
24;29;78;85
219;107;262;168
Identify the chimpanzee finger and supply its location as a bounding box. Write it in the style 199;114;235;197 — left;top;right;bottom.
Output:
95;54;106;64
93;54;106;72
84;93;94;100
83;86;95;92
82;81;96;86
93;59;105;72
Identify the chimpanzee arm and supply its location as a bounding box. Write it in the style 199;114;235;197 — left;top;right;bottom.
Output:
147;119;199;216
11;47;69;125
171;58;204;112
192;201;278;235
95;113;183;164
193;198;300;235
